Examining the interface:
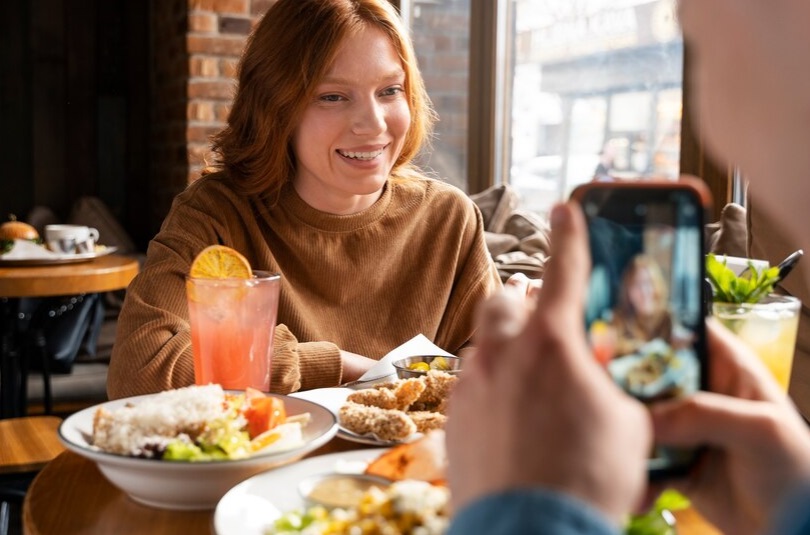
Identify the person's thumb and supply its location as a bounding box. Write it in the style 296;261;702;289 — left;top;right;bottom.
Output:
651;391;780;449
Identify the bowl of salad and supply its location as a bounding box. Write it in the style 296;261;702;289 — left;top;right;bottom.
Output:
58;384;338;510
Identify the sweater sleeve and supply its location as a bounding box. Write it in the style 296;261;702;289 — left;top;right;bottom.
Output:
448;489;620;535
271;326;343;393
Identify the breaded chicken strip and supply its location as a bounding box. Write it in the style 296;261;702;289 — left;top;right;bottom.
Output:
393;378;426;410
346;388;399;410
414;371;458;407
338;402;417;442
409;411;447;433
347;378;426;411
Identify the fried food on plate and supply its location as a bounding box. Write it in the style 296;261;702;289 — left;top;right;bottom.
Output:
338;402;417;442
339;371;457;441
346;387;399;410
364;429;447;485
409;411;447;434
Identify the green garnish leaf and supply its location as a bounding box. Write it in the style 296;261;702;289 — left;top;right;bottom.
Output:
0;240;12;254
625;489;689;535
653;489;690;512
706;253;780;304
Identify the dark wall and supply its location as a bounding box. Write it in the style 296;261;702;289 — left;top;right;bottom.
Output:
0;0;151;249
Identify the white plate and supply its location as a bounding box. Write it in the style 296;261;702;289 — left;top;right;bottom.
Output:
290;386;422;447
336;426;423;446
0;246;118;266
214;448;387;535
58;392;338;510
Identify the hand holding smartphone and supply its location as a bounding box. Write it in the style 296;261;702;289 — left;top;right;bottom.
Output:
570;177;712;479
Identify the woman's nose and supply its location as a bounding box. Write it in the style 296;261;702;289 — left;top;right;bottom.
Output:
352;98;386;135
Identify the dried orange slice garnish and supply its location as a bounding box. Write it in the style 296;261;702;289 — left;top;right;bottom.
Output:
189;245;252;279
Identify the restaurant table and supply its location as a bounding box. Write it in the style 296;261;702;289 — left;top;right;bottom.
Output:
0;254;140;299
0;255;139;418
22;435;722;535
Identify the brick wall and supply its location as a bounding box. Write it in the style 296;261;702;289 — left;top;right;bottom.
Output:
150;0;277;222
410;0;470;191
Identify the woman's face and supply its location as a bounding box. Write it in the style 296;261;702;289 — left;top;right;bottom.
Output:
292;26;411;215
628;267;660;317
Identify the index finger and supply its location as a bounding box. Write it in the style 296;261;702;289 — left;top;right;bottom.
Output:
531;202;590;328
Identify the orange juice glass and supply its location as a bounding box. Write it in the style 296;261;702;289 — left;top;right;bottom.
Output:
713;295;801;391
186;271;281;392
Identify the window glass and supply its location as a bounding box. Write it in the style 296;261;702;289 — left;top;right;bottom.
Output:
402;0;471;192
509;0;683;216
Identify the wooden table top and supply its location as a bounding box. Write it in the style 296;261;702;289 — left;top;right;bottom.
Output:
0;416;64;475
22;435;722;535
0;254;139;298
22;437;369;535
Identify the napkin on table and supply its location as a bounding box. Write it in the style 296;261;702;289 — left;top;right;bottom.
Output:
289;334;453;414
358;333;453;381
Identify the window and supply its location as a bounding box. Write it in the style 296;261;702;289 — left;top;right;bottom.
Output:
507;0;683;216
401;0;729;219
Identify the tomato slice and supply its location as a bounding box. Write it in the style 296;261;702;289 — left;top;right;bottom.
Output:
244;394;286;439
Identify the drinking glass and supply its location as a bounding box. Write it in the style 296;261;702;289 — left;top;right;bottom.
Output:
712;295;801;390
186;271;281;392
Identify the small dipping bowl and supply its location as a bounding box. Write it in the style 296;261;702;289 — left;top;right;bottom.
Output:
298;473;391;510
392;355;464;380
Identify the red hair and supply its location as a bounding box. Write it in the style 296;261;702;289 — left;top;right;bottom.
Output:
205;0;435;202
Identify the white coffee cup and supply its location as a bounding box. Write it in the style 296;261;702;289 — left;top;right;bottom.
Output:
45;224;100;254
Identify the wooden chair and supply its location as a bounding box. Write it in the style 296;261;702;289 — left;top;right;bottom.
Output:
0;416;64;535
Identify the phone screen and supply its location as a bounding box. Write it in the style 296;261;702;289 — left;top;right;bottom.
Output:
575;181;710;478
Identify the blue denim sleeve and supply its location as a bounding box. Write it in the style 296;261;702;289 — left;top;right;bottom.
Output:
448;489;621;535
448;489;619;535
766;481;810;535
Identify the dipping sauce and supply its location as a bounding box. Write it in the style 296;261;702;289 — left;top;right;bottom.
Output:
300;473;390;509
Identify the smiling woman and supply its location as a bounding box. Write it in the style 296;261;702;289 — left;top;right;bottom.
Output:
107;0;502;399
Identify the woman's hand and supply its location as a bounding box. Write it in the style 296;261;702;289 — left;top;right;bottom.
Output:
505;272;543;303
446;203;652;526
651;319;810;535
339;350;377;383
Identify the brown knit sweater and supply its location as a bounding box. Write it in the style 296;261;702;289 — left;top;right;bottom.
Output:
107;173;501;398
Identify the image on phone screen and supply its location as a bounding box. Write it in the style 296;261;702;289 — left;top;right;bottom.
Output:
579;185;708;477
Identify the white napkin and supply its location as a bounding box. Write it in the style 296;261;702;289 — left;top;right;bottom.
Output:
289;334;452;415
358;333;453;381
1;239;58;259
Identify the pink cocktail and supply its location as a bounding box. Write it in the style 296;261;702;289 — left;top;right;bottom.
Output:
186;271;281;391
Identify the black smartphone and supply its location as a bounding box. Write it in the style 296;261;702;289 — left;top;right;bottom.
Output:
570;177;712;479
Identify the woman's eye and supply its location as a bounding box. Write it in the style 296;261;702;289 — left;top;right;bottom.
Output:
319;94;344;103
380;86;404;98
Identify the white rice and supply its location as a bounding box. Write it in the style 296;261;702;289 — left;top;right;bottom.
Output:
92;384;230;457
